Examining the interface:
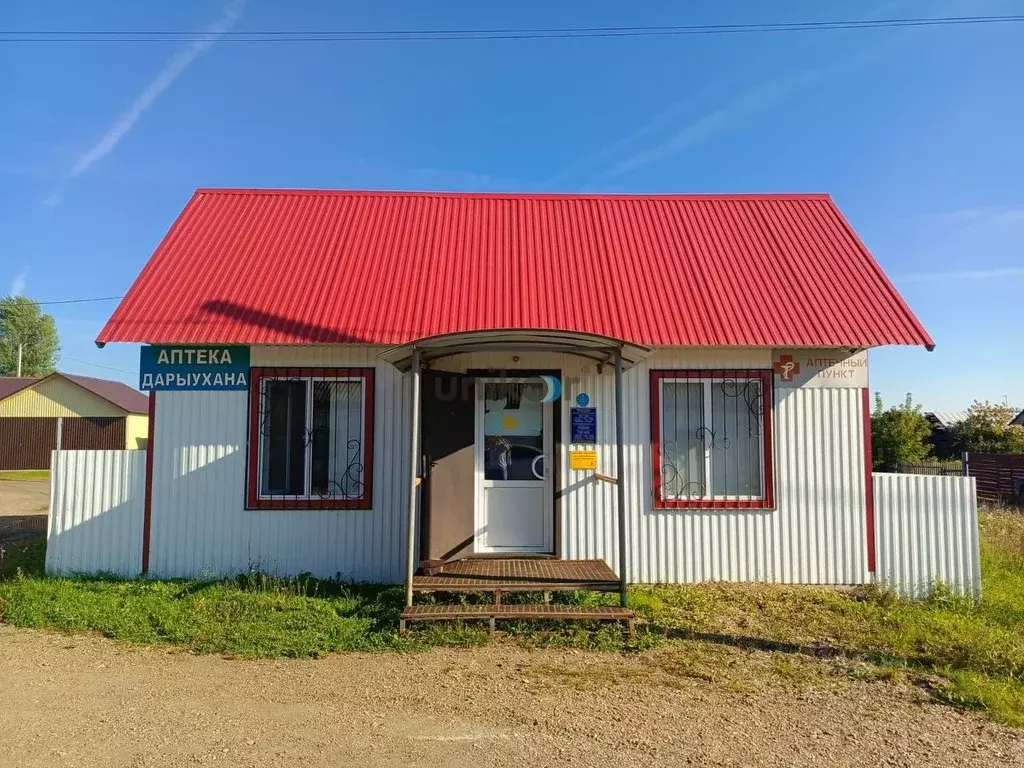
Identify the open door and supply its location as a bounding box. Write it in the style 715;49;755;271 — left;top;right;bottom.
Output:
420;371;476;562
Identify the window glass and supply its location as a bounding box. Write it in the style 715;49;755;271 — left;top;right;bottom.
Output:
483;382;545;481
254;373;370;506
310;381;364;498
656;375;767;504
709;380;763;497
662;382;706;498
260;380;306;496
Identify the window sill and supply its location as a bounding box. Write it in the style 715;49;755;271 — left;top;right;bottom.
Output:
653;499;775;511
246;499;372;511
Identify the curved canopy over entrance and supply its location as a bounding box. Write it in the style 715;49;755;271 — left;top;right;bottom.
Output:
393;328;641;614
379;329;652;372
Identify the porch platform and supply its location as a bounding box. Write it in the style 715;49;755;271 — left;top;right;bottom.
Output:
411;558;620;593
399;603;635;636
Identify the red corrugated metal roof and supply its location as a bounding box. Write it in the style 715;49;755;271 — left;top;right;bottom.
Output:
97;189;933;349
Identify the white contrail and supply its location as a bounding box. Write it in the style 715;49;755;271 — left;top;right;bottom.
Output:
894;267;1024;283
67;0;247;180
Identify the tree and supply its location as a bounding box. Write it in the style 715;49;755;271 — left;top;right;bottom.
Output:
0;295;60;377
951;400;1024;455
871;392;932;471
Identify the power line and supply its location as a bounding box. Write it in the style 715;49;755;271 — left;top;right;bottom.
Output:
3;14;1023;42
20;296;125;306
62;356;136;376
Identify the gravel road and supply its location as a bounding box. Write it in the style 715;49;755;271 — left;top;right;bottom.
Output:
0;480;48;518
0;480;48;541
1;625;1020;768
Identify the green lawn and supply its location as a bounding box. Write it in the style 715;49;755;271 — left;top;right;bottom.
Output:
1;511;1022;726
0;470;49;481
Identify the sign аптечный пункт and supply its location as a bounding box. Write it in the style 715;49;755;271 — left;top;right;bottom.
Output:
139;346;250;391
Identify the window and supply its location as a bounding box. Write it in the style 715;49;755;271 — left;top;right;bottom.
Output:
247;368;374;509
650;370;774;509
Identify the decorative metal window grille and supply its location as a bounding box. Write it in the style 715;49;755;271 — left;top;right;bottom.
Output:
650;370;774;509
247;368;374;509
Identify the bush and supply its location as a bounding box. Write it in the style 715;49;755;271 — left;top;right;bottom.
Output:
872;392;932;471
952;401;1024;455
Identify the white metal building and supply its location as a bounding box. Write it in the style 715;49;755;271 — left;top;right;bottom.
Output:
95;189;936;603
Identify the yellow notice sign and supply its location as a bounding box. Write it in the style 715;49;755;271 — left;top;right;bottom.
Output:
569;450;598;471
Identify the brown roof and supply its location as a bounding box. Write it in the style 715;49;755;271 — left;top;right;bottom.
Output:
0;373;148;414
0;377;37;401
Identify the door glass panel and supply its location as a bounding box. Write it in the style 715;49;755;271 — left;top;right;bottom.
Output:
483;381;545;481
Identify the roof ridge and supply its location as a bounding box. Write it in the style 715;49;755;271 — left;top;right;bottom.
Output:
194;188;833;202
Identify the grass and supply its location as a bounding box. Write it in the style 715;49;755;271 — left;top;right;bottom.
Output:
0;469;49;481
1;509;1023;726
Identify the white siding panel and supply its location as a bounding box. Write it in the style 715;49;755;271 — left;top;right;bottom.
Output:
557;350;868;585
145;344;868;586
874;473;980;597
148;346;410;582
46;449;145;576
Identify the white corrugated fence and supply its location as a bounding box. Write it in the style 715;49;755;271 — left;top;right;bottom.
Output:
873;472;980;597
45;449;146;576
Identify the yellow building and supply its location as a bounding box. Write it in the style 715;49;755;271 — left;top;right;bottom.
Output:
0;373;149;470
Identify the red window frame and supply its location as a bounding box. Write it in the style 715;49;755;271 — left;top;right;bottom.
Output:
650;369;774;509
246;367;375;510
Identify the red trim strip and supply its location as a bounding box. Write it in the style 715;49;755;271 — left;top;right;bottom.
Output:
246;366;375;510
650;371;663;508
650;369;775;510
142;390;155;574
862;387;876;573
761;370;775;508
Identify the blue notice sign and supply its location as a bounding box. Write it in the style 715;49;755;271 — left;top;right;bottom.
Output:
140;345;250;391
576;392;590;407
570;407;597;443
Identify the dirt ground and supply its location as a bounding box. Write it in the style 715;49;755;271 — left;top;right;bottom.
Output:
0;625;1020;768
0;480;48;517
0;480;48;539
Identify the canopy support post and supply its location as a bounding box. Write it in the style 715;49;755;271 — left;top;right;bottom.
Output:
614;347;628;607
404;348;422;608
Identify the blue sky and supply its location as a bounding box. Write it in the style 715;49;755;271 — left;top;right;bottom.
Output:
1;0;1022;410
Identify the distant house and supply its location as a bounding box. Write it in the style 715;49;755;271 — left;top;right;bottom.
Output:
0;373;149;471
924;411;969;460
925;409;1024;459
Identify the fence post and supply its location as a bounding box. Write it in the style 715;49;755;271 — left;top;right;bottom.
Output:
55;417;63;451
961;451;969;478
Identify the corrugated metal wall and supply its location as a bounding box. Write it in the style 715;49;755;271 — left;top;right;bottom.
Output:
874;473;980;597
0;418;56;470
0;417;126;470
46;450;145;576
423;347;865;585
147;346;410;581
146;345;868;585
966;452;1024;500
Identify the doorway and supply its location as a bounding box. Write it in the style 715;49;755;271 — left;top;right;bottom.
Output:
474;378;554;553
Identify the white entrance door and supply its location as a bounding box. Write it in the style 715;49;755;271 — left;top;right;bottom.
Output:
475;378;553;553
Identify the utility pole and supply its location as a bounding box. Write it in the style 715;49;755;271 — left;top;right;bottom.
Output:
16;343;23;377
